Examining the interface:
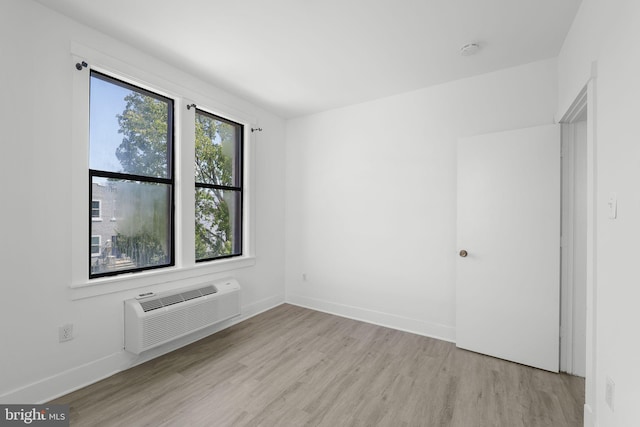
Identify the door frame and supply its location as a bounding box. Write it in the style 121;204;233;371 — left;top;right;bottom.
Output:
560;96;587;376
558;66;598;424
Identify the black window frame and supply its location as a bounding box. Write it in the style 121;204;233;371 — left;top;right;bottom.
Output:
88;70;175;279
194;108;244;262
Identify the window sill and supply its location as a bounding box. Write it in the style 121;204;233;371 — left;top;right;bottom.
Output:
70;256;255;300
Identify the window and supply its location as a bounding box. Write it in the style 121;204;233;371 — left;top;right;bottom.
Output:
91;200;101;220
195;109;243;261
72;50;255;291
88;71;174;278
91;236;101;256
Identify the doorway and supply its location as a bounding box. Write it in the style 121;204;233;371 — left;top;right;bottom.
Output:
561;116;588;377
558;78;597;423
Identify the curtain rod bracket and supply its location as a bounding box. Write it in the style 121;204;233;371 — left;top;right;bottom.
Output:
251;127;263;133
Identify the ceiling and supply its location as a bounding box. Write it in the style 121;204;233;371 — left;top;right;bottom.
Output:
35;0;582;118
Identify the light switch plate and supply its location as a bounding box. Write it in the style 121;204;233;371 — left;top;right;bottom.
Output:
608;193;617;219
605;377;615;411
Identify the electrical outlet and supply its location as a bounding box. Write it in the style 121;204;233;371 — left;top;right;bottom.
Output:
605;377;615;411
59;324;74;343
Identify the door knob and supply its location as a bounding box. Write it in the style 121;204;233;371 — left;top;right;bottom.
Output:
459;250;468;258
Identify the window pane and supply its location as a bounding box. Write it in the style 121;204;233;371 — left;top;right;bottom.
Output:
89;72;171;178
91;201;100;217
91;236;100;255
195;111;241;187
91;177;172;275
195;188;241;260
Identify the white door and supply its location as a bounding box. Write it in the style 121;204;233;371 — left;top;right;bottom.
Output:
456;124;560;372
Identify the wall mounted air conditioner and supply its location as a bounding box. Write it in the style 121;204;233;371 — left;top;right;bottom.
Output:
124;278;241;354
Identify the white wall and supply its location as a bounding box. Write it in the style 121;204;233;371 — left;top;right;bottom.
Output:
0;0;286;403
557;0;619;117
285;59;558;341
558;0;640;425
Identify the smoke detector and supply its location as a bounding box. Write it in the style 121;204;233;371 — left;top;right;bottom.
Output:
460;43;480;56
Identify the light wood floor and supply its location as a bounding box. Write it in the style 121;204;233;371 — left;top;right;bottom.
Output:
50;304;584;426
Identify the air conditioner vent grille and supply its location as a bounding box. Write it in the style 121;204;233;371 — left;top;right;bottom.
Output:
199;285;216;296
181;289;202;301
140;299;163;312
138;285;219;312
160;294;184;307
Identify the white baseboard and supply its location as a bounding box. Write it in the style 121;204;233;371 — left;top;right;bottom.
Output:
240;293;286;320
0;352;124;405
286;293;456;343
0;294;285;404
584;404;595;427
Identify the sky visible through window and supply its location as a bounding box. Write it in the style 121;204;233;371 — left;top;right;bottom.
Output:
89;77;128;172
